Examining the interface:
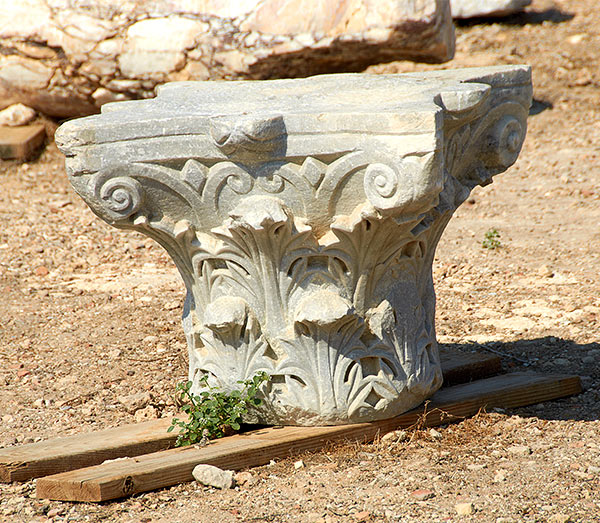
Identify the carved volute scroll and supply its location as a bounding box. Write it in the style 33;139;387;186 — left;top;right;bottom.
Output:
56;66;532;426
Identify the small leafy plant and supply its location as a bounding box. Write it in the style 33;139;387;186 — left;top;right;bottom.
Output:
482;228;502;250
168;371;269;446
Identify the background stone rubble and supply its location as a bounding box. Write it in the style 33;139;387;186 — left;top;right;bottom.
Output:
0;0;455;117
451;0;531;18
0;103;37;127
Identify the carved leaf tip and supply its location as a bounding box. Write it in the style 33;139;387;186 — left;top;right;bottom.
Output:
228;195;291;231
209;114;286;159
203;296;249;333
294;291;354;328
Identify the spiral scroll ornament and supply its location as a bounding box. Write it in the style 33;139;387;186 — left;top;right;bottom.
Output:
492;115;524;168
94;175;144;221
363;162;415;212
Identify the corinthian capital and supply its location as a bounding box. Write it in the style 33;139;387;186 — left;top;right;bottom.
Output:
56;66;531;425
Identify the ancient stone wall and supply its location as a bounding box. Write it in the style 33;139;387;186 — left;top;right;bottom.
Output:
0;0;454;117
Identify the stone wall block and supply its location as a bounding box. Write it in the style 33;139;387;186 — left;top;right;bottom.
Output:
0;0;455;117
450;0;531;18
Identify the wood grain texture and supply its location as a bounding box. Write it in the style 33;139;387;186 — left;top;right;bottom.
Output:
0;418;175;483
1;348;501;483
0;124;45;159
438;348;502;386
36;372;581;502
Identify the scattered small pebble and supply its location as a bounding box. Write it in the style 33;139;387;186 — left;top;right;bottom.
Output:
410;489;435;501
294;460;305;470
117;392;152;414
429;428;442;440
234;471;256;487
381;430;408;443
0;103;36;126
134;405;158;422
568;33;587;44
467;463;487;471
455;502;474;516
549;515;572;523
164;300;180;310
507;445;532;455
493;470;508;482
192;464;234;489
34;266;49;276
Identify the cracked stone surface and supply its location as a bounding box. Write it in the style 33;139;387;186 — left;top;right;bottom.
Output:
0;0;455;118
55;66;531;425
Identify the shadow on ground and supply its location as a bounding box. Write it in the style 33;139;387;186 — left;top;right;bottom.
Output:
440;337;600;422
529;98;553;116
456;8;574;28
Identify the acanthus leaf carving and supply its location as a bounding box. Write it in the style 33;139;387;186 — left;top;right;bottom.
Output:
179;195;441;424
58;67;532;426
80;151;479;425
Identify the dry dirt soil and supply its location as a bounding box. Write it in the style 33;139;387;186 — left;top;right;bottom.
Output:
1;0;599;521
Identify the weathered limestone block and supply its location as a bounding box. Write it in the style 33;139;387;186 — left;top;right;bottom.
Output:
450;0;531;18
0;0;454;118
56;66;531;425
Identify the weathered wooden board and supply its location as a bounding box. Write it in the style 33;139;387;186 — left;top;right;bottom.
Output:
36;372;581;502
0;418;175;483
0;124;45;159
438;348;502;386
1;348;501;483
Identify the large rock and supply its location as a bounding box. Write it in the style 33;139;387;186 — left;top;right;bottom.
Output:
0;0;455;118
450;0;531;18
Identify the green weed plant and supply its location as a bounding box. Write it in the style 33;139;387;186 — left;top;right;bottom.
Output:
482;228;502;250
168;371;269;446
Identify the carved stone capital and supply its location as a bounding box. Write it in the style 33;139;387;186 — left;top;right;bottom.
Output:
56;66;532;425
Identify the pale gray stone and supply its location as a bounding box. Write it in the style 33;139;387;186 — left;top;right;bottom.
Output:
0;0;454;117
192;464;234;489
56;66;531;425
451;0;531;18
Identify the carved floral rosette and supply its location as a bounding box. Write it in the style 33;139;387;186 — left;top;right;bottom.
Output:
56;67;532;425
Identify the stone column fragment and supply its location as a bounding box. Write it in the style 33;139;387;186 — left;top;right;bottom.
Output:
56;66;532;425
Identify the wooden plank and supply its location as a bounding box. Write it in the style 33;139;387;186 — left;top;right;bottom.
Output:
0;347;500;483
439;348;502;386
36;372;581;502
0;418;175;483
0;124;45;160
